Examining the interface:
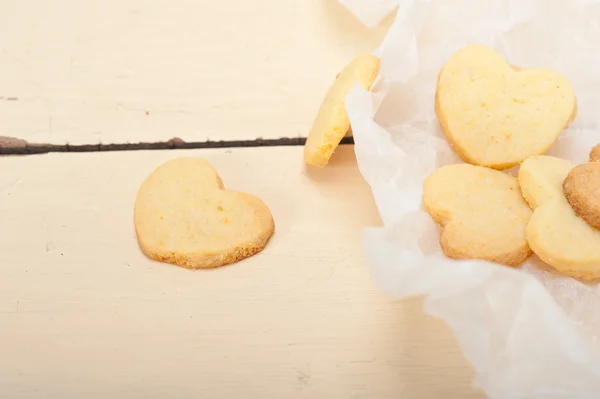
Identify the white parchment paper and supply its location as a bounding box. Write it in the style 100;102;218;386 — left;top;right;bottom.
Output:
340;0;600;397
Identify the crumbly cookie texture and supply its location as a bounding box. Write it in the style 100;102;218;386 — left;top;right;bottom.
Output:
134;158;275;269
435;44;577;170
563;162;600;230
304;53;380;168
589;144;600;162
519;155;600;280
422;163;533;267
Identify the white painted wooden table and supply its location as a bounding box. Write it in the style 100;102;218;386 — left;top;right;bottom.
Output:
0;1;483;398
0;0;391;145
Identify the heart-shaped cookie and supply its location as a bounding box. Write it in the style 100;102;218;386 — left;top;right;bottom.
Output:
436;44;577;170
423;163;533;267
134;158;275;269
519;155;600;280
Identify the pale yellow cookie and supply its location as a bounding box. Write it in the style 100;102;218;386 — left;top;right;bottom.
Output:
134;158;275;269
423;164;533;267
436;44;577;170
519;155;600;280
304;54;380;167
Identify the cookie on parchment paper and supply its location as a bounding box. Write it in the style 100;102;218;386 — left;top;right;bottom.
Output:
423;163;533;267
435;44;577;170
563;160;600;230
520;155;600;280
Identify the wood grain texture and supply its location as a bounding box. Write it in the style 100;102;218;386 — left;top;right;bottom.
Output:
0;146;482;398
0;0;391;145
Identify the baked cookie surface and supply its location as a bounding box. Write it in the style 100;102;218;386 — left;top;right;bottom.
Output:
134;158;275;269
436;44;576;170
590;144;600;162
519;155;600;280
304;53;380;168
563;162;600;230
423;163;533;267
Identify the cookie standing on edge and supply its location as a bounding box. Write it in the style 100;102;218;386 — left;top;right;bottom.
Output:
519;155;600;281
435;44;577;170
422;164;533;267
134;158;275;269
304;54;380;168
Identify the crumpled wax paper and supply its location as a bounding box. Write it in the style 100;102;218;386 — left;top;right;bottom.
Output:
340;0;600;398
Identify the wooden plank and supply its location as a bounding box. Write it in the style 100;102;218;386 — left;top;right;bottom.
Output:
0;146;482;398
0;0;392;146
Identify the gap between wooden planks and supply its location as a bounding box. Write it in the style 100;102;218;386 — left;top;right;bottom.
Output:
0;136;354;155
0;145;482;398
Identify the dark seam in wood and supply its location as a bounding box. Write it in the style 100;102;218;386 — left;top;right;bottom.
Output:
0;137;355;155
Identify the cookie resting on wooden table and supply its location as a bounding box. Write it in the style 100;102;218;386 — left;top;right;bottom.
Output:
134;158;275;269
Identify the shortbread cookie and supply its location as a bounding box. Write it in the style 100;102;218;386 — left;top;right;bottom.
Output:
519;155;600;280
563;162;600;230
590;144;600;162
435;44;577;170
422;164;533;267
134;158;275;269
304;54;380;167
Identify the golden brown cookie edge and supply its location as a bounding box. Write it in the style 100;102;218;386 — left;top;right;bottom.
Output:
134;159;275;269
563;164;600;230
